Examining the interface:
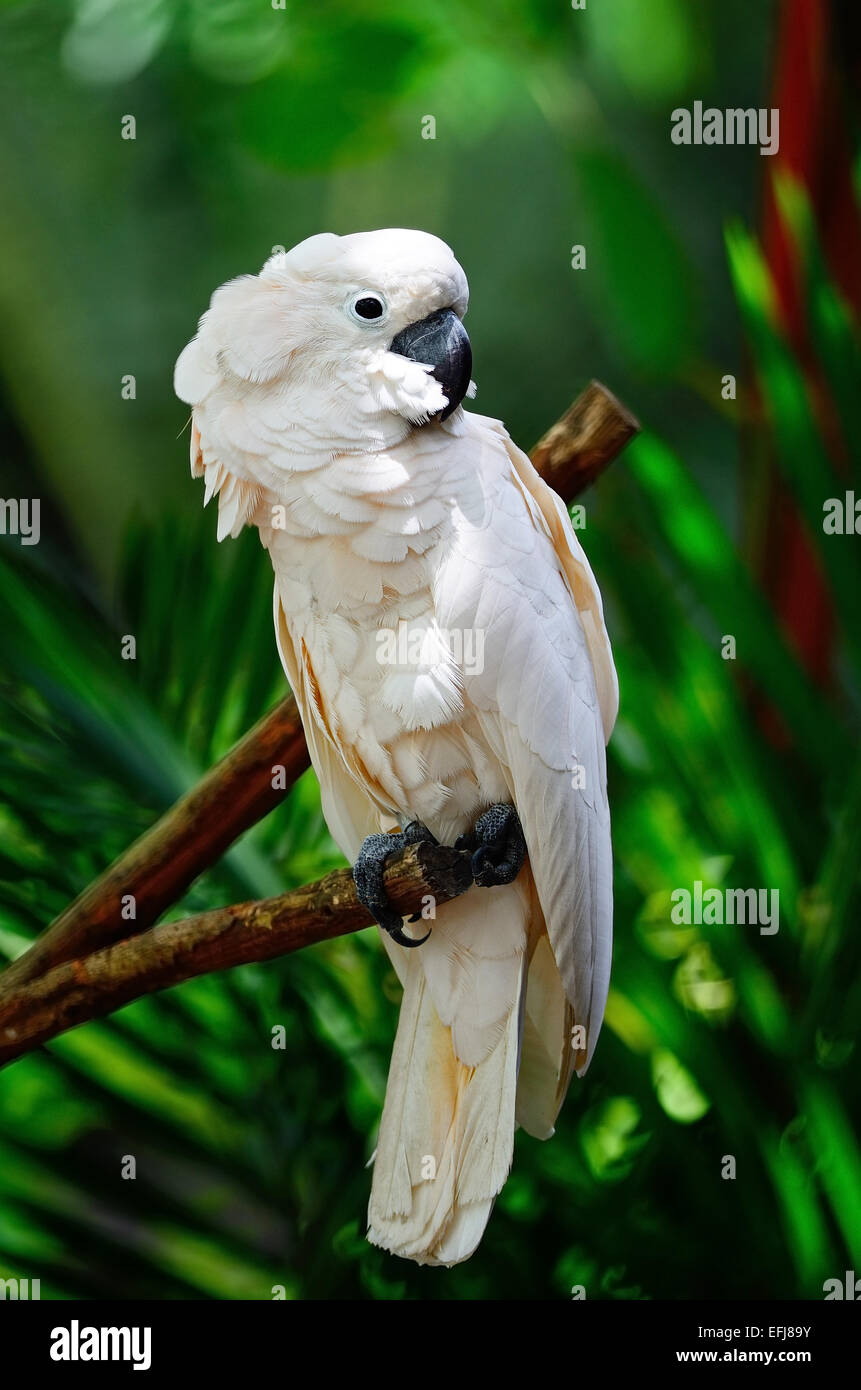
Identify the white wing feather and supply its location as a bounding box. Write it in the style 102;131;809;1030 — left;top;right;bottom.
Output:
433;414;616;1072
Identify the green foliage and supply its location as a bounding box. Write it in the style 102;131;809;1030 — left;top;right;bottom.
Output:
0;0;858;1301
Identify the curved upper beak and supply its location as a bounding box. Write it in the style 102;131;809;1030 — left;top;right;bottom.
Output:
389;308;472;421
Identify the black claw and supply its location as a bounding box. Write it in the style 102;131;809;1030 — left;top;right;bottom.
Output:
467;804;527;887
454;830;477;854
388;921;432;948
354;806;525;946
353;823;437;946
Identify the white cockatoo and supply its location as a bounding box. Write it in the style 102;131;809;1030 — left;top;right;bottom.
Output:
175;229;617;1266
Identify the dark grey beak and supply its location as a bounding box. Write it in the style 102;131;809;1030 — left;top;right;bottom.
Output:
389;307;472;421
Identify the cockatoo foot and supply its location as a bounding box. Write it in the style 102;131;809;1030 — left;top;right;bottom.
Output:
455;803;526;887
353;823;438;947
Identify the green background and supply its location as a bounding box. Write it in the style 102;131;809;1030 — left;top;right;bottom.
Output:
0;0;858;1300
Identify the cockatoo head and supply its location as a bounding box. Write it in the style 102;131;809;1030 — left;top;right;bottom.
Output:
175;228;473;450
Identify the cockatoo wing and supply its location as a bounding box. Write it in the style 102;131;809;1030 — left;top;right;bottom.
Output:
434;414;616;1073
516;888;579;1140
502;431;618;742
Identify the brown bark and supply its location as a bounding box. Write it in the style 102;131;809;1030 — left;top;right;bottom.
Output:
0;842;469;1066
530;380;640;499
0;698;310;994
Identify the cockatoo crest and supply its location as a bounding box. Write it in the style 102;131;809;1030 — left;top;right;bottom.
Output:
175;229;476;538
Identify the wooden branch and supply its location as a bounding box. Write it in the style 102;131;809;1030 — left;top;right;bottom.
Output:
0;842;470;1066
0;698;310;996
0;380;639;1011
531;380;639;499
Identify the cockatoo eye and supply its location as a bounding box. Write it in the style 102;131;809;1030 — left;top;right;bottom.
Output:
347;291;388;324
